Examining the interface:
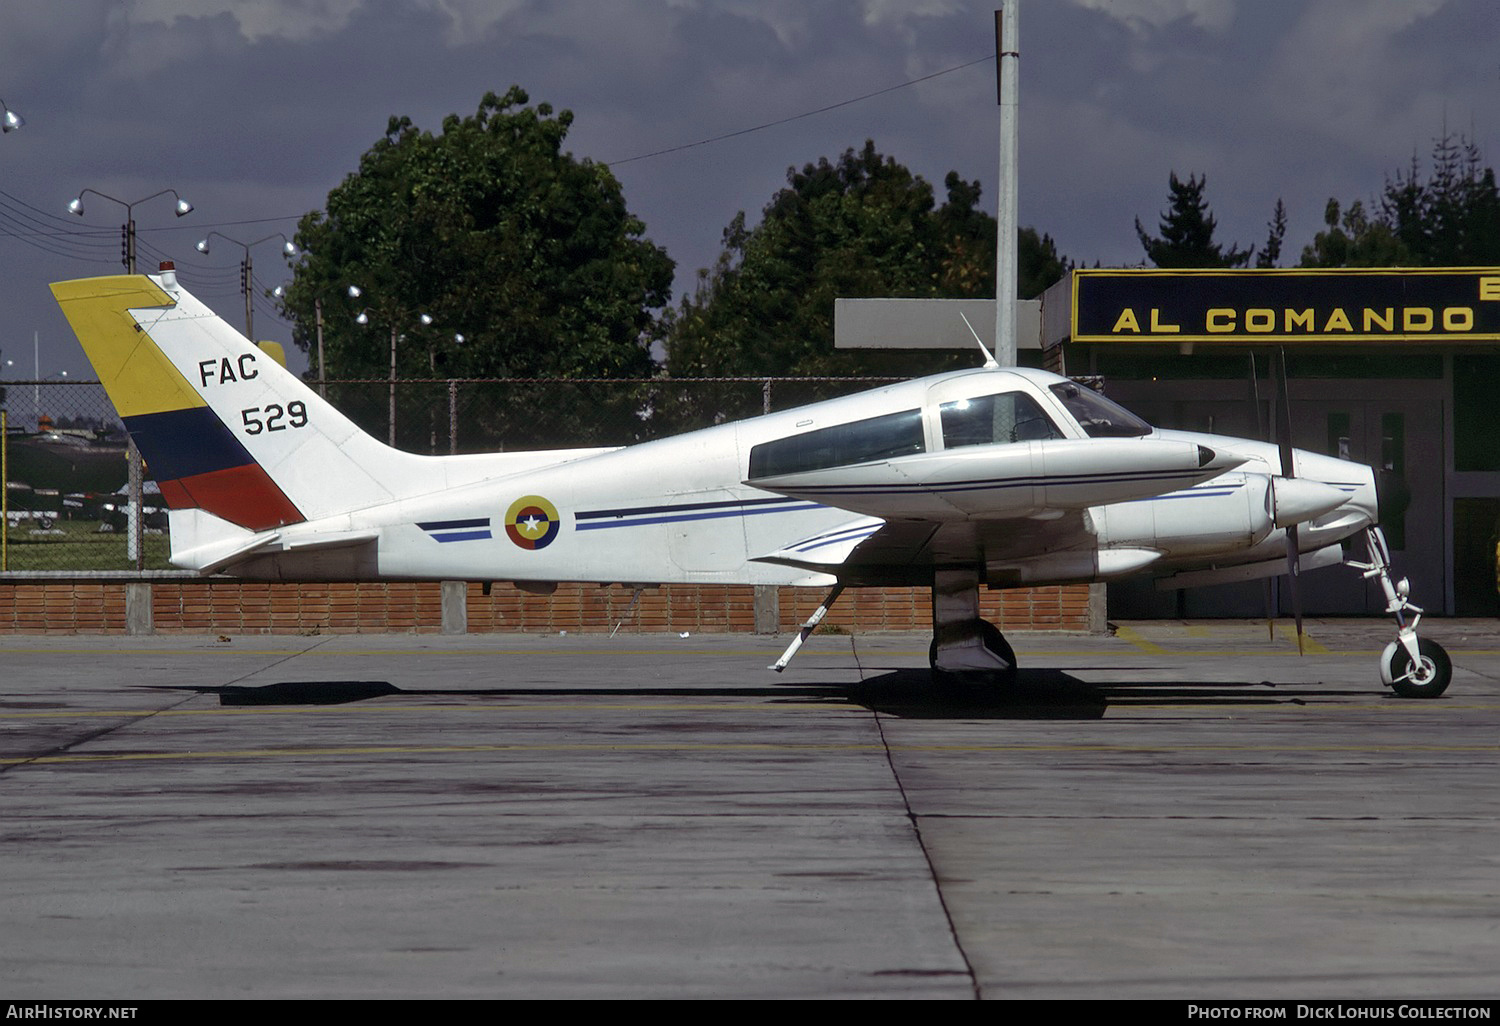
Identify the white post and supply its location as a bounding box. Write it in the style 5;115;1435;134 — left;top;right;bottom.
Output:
994;3;1020;368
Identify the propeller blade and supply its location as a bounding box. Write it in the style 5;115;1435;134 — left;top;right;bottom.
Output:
1273;347;1296;480
1273;348;1305;654
1251;352;1276;642
1285;522;1305;655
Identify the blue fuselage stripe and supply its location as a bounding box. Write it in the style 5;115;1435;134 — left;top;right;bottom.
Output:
575;501;823;530
575;496;810;521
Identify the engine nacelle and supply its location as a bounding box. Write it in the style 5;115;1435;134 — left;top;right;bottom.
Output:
1094;472;1276;558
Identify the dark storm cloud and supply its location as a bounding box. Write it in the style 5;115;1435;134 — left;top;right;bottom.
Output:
1;0;1495;377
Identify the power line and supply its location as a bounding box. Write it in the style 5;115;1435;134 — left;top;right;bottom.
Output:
608;51;994;166
0;188;303;237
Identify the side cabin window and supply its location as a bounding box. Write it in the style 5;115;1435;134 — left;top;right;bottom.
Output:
940;392;1063;449
748;408;925;478
1048;382;1152;438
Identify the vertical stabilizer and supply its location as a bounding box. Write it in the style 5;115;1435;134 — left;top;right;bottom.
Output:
51;272;450;532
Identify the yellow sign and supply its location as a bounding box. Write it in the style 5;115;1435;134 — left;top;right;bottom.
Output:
1072;268;1500;344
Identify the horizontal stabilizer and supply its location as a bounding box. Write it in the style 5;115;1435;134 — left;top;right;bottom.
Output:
165;507;279;575
167;507;379;574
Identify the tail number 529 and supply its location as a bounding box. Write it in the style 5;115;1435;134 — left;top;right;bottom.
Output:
241;401;309;435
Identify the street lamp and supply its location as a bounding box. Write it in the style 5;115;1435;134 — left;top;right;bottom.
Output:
66;187;192;567
354;303;465;447
196;231;298;339
66;187;193;273
1;97;24;133
272;282;362;396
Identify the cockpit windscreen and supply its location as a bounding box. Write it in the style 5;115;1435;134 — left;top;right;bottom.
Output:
1048;382;1152;438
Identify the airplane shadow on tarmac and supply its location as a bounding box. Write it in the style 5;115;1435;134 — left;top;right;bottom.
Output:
137;669;1346;720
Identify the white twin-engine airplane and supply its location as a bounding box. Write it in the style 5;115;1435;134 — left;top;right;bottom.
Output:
52;266;1451;698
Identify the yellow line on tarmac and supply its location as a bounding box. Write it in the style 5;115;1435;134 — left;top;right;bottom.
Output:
1112;625;1340;656
0;646;788;659
5;740;1496;767
1275;624;1331;654
4;699;1495;723
0;701;842;720
1113;626;1168;654
4;742;882;765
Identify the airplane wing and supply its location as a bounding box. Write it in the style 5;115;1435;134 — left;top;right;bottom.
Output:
745;434;1243;585
753;508;1119;586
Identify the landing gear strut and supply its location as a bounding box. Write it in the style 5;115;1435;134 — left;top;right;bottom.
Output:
1348;526;1451;698
929;569;1017;680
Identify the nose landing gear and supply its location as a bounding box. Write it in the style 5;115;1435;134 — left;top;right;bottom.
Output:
1348;526;1452;698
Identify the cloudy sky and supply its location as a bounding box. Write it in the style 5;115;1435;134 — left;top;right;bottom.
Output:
1;0;1495;379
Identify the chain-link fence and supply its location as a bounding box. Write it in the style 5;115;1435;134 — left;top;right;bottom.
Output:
320;376;897;453
2;376;897;573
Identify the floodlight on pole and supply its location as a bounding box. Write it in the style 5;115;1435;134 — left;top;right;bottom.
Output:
273;282;364;397
66;187;194;273
193;231;298;338
1;98;24;133
354;299;466;446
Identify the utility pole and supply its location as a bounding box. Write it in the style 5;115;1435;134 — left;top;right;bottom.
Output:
195;232;297;340
389;324;399;447
994;2;1020;367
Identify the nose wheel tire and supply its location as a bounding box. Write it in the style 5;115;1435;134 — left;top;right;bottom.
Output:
1384;638;1452;699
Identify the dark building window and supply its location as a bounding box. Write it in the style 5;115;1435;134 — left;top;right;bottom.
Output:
1454;356;1500;472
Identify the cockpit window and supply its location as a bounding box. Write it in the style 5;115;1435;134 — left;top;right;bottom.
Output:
748;408;925;479
940;392;1062;448
1048;382;1152;438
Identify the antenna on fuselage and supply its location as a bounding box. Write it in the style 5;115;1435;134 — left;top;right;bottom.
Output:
959;311;1000;370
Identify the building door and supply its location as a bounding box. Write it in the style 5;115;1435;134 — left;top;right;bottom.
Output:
1291;399;1444;615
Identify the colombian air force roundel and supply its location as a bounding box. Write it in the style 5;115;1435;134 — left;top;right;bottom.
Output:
504;495;561;550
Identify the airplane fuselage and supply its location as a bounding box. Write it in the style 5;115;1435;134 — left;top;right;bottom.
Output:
56;270;1449;697
218;368;1378;591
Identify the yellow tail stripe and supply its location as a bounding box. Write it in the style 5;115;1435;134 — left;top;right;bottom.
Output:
50;275;208;418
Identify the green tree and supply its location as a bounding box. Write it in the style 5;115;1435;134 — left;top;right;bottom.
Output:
1018;226;1071;300
1135;172;1250;268
1298;197;1406;267
1255;199;1288;268
664;141;1069;379
1301;133;1500;267
280;87;673;384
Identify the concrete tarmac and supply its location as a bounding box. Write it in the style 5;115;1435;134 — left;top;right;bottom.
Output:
1;619;1498;1000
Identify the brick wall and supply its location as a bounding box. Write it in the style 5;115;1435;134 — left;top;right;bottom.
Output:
0;580;1095;634
0;583;128;632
